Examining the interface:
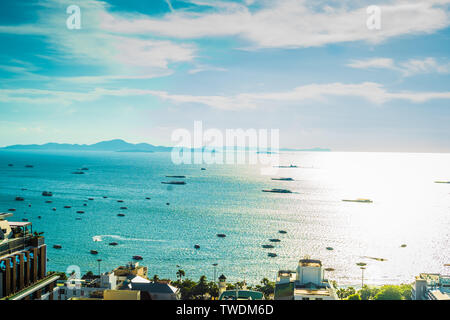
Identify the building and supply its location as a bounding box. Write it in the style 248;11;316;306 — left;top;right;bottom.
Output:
125;275;180;300
0;212;59;300
412;273;450;300
274;257;338;300
58;271;118;300
113;261;148;281
217;275;264;300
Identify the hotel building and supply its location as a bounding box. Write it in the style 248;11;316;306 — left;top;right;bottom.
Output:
274;257;338;300
0;212;59;300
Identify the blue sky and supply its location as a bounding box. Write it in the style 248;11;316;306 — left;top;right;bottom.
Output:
0;0;449;152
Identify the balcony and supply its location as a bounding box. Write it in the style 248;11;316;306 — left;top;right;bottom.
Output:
0;235;44;258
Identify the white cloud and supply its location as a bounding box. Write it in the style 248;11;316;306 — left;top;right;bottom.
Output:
99;0;450;48
0;0;197;80
347;58;396;70
347;57;450;76
2;82;450;109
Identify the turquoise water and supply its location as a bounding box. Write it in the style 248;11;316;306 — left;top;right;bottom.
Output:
0;150;449;286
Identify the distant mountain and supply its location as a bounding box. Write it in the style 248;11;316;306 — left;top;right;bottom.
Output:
2;139;172;152
1;140;331;153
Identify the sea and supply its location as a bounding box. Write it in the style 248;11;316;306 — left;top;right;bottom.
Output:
0;150;449;286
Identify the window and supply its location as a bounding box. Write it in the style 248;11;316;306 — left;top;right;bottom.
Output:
302;297;310;300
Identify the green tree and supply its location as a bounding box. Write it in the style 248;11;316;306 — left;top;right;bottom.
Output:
358;285;379;300
176;269;185;282
207;281;219;299
337;287;356;299
193;275;209;299
152;274;160;282
398;284;413;300
374;285;403;300
347;293;362;300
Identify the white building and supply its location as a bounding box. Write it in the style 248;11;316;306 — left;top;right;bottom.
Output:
58;272;118;300
412;273;450;300
275;257;338;300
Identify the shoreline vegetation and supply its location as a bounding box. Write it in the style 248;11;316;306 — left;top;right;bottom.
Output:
52;270;412;300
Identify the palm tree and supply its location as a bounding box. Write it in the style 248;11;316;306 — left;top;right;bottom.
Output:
176;269;185;282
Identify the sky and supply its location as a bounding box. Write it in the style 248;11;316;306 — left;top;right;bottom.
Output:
0;0;449;152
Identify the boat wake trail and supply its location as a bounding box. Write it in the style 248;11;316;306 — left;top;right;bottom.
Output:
92;235;166;243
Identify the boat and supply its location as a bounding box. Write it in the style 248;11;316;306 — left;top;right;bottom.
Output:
90;250;98;255
42;191;53;197
356;262;367;267
262;244;275;249
109;242;118;246
269;239;281;242
8;209;16;212
21;188;27;191
76;211;85;214
271;178;294;181
72;171;85;175
161;181;186;185
8;164;13;167
262;189;292;193
25;165;34;168
275;164;298;168
145;197;151;200
64;206;71;209
278;230;287;234
326;247;334;251
166;203;170;205
342;198;373;203
75;217;82;220
53;245;62;249
117;213;125;217
201;168;206;170
15;197;25;201
117;200;124;203
194;244;200;249
165;175;186;178
132;255;143;260
52;208;56;211
120;207;127;210
268;253;277;258
217;234;226;238
22;218;28;222
83;203;87;206
88;198;94;201
45;200;52;203
103;196;108;198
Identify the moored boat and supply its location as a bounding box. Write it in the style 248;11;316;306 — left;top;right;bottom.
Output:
161;181;186;185
262;189;292;193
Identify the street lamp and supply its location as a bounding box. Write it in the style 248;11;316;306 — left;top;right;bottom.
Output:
360;267;366;287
